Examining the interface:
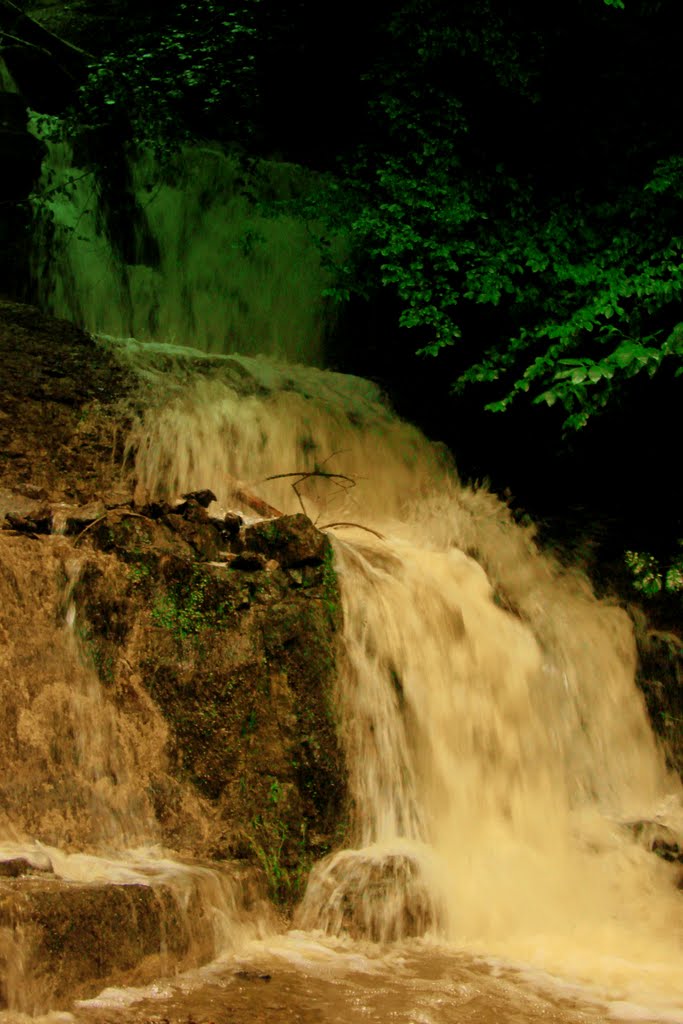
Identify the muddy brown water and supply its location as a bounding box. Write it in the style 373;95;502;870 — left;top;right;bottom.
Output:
0;936;678;1024
58;942;633;1024
2;344;682;1021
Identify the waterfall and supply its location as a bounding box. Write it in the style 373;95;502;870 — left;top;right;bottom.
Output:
30;135;336;363
8;137;683;1020
124;349;683;1014
85;337;678;1002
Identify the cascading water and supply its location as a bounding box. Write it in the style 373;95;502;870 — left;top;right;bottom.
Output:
8;138;682;1021
0;537;156;848
118;349;682;1018
0;529;274;1014
30;132;336;363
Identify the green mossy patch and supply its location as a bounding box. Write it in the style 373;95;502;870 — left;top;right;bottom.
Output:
74;505;348;909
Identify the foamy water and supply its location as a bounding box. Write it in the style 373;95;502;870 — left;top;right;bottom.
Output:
120;345;683;1018
2;326;682;1019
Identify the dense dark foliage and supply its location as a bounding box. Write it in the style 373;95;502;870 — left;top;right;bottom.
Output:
66;0;683;425
12;0;683;598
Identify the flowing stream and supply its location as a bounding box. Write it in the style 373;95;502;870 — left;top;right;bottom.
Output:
116;345;683;1021
2;142;682;1021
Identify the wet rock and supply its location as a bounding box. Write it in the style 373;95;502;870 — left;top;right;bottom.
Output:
244;513;328;568
0;878;192;1011
222;511;243;537
67;522;345;881
137;496;238;561
623;819;683;861
4;505;52;534
170;495;213;519
231;551;268;571
635;626;683;778
87;509;195;564
0;488;46;526
652;838;683;862
138;499;176;519
15;484;48;501
181;488;217;509
163;512;223;561
298;850;439;943
102;486;136;509
0;858;51;878
0;300;135;504
64;500;107;535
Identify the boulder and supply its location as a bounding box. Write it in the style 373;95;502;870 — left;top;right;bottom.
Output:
0;858;51;878
244;513;328;568
4;505;52;534
0;878;190;1012
297;849;439;943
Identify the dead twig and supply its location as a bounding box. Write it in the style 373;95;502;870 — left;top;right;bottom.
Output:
318;448;351;469
219;471;282;517
264;469;357;519
318;521;386;540
0;28;52;55
264;471;357;487
0;0;94;61
73;509;153;544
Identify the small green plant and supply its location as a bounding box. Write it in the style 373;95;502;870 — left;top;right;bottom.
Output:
322;543;339;625
241;709;257;735
268;777;282;804
151;566;228;641
250;816;287;901
128;562;152;585
249;817;312;904
625;543;683;597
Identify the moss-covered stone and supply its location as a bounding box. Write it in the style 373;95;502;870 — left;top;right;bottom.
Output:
71;500;348;907
0;879;189;1011
244;513;329;568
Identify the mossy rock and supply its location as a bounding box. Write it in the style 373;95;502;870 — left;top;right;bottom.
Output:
244;514;329;568
0;879;189;1011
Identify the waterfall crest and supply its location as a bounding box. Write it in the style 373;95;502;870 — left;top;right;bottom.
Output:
31;137;335;363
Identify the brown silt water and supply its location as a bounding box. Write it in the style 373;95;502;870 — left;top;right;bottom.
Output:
3;139;680;1020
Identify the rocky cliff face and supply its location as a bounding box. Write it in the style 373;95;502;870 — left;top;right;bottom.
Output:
71;502;346;892
634;615;683;783
0;300;346;889
0;299;347;1006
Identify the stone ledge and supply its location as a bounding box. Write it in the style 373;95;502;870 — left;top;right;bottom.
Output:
0;878;190;1013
